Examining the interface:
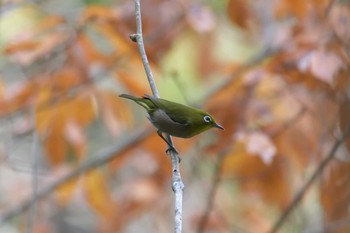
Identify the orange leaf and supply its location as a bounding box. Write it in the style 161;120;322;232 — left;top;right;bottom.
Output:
55;174;79;205
80;5;118;23
3;40;40;54
36;92;97;165
36;91;97;132
97;90;133;137
274;0;307;19
95;23;132;56
76;34;112;65
83;170;117;218
35;15;65;33
52;66;85;93
115;69;149;97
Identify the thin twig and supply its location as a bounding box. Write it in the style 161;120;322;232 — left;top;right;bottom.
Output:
131;1;184;232
131;0;159;98
196;153;225;233
26;109;39;233
0;126;152;225
269;125;350;233
306;216;350;233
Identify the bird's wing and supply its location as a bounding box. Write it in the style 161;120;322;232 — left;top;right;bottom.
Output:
144;95;189;125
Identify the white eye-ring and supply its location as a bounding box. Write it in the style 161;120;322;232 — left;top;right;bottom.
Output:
203;115;211;123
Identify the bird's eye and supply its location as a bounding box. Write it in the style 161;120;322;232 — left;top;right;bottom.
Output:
203;115;211;123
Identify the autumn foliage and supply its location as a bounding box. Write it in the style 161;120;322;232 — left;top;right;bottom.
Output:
0;0;350;232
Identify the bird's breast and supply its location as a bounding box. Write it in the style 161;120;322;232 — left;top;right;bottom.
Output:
149;109;191;138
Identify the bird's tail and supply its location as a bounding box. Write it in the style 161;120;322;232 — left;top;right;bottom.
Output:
119;94;140;101
119;94;153;111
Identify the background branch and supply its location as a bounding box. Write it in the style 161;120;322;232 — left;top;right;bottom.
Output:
0;126;152;225
26;108;39;233
269;125;350;233
196;153;225;233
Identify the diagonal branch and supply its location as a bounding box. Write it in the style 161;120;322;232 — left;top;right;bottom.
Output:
26;108;39;233
0;126;152;225
196;153;225;233
269;125;350;233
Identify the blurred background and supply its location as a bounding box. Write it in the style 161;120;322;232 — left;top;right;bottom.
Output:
0;0;350;232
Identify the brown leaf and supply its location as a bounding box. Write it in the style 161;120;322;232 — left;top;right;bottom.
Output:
339;96;350;150
44;120;67;166
227;0;252;29
223;146;291;208
52;66;86;93
321;160;350;233
274;0;308;19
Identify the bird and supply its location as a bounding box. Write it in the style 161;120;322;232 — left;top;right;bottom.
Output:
119;94;224;154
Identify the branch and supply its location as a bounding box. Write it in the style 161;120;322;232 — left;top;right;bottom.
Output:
269;125;350;233
130;0;159;98
0;126;152;225
130;1;184;232
196;153;225;233
26;109;39;233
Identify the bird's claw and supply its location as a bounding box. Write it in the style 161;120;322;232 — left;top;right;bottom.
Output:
166;146;178;155
166;147;181;163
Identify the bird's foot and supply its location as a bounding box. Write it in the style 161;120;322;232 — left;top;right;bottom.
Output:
166;146;178;155
166;146;181;163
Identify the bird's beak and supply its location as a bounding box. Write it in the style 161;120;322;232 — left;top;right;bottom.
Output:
213;123;224;130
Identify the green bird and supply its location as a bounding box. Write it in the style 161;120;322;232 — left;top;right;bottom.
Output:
119;94;224;154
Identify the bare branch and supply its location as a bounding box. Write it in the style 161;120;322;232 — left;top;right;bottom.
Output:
131;1;184;232
0;126;152;225
269;125;350;233
171;151;185;233
196;153;225;233
26;109;39;233
132;0;159;98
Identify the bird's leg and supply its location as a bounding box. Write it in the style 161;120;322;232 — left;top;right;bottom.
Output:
166;134;181;163
157;130;178;154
